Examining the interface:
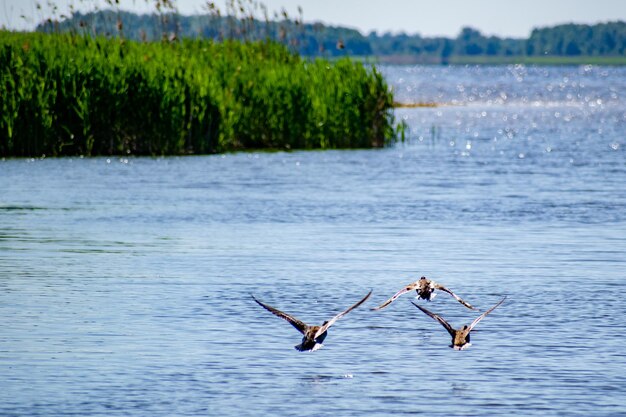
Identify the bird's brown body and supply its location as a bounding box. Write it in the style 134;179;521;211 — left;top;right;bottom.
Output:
412;297;506;350
252;291;372;352
373;277;475;311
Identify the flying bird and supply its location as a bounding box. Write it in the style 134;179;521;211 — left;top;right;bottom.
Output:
412;296;506;350
372;276;475;311
251;290;372;352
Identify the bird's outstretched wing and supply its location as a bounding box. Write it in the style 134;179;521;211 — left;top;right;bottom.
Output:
468;296;506;332
434;283;476;310
411;301;456;337
314;290;372;339
251;295;308;334
371;284;417;311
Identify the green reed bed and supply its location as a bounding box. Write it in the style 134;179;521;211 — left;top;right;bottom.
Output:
0;31;398;157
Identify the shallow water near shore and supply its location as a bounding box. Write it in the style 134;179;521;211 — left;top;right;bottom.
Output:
1;65;626;416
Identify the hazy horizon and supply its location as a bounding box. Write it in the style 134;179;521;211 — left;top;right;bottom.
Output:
2;0;626;38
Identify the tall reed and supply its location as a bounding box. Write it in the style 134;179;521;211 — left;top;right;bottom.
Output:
0;31;398;156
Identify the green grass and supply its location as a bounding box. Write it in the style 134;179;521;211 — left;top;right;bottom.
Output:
446;55;626;66
0;31;398;157
371;54;626;66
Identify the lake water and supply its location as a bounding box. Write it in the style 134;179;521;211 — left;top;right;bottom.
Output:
1;65;625;416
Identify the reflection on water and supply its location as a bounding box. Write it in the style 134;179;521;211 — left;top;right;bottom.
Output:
1;65;626;416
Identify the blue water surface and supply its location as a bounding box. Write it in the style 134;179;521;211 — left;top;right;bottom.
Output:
1;65;625;416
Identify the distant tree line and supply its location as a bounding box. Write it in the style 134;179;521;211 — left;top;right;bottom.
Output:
526;23;626;56
36;10;372;57
37;11;626;62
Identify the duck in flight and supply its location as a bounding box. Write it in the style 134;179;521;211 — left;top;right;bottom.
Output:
251;290;372;352
412;296;506;350
372;277;475;311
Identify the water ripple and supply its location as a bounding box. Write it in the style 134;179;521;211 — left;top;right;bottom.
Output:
1;65;626;417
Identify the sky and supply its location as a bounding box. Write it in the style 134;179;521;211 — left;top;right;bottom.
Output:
2;0;626;38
